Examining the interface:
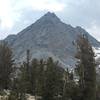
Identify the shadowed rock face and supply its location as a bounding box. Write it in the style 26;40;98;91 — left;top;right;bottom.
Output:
5;12;100;68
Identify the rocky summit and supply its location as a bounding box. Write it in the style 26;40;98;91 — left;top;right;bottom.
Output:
5;12;100;68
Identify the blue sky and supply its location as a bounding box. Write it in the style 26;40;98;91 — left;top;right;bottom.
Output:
0;0;100;41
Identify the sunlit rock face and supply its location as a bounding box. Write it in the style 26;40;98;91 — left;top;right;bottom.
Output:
5;12;100;68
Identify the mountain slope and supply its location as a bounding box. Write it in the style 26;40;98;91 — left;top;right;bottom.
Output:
5;12;100;67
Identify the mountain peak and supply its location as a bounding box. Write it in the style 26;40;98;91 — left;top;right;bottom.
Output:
44;12;57;17
5;12;100;66
36;12;61;25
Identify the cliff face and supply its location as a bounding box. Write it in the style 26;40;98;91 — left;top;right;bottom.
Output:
5;12;100;67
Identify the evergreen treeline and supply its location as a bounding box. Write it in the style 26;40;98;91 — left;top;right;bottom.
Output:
0;35;99;100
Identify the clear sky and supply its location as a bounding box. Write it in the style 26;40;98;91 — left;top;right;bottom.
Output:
0;0;100;41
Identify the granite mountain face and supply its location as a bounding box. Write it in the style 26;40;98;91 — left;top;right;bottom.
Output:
5;12;100;67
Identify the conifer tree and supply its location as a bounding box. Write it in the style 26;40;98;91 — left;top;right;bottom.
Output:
30;58;39;96
15;50;32;97
0;41;14;90
42;57;63;100
62;68;80;100
76;35;96;100
36;59;45;96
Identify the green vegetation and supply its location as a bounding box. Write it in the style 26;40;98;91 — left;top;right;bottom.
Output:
0;35;98;100
0;41;14;90
75;35;96;100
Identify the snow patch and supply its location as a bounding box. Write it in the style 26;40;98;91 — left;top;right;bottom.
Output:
93;47;100;59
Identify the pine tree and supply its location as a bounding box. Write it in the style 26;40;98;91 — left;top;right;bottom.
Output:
36;59;45;96
62;68;69;100
13;50;32;99
42;57;63;100
0;41;14;90
30;58;39;96
76;35;96;100
62;68;80;100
